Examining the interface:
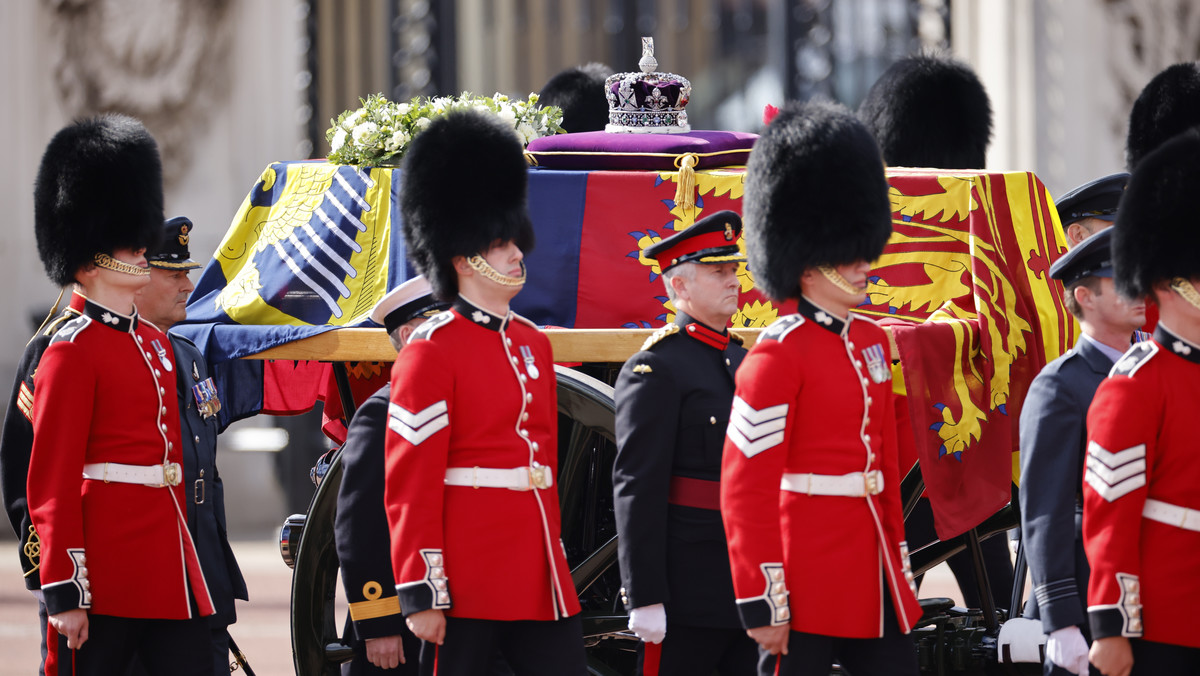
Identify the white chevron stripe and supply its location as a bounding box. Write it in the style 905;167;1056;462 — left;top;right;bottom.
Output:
388;401;450;445
727;424;785;458
1085;470;1146;502
728;409;787;441
731;396;789;425
1085;454;1147;486
1087;441;1147;469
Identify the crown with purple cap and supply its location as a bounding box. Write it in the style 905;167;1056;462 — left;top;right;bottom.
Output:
604;37;692;134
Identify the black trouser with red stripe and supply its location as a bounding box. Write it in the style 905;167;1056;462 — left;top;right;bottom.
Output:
417;614;585;676
45;614;210;676
759;592;918;676
637;625;758;676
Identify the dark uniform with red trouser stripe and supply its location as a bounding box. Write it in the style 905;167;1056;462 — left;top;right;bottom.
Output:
613;211;757;676
1080;129;1200;675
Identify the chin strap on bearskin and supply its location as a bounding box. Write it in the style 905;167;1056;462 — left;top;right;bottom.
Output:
818;265;860;295
93;253;150;277
467;256;526;287
1170;277;1200;312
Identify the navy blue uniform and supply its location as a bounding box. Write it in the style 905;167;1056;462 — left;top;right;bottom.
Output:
1019;337;1113;676
335;385;420;675
170;333;248;673
614;311;757;676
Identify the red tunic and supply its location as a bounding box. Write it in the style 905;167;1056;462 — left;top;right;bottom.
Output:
1083;325;1200;647
384;298;580;621
27;294;213;619
721;298;921;638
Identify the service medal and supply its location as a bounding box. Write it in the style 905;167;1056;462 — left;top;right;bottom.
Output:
863;343;890;384
520;345;540;380
151;339;173;372
192;377;222;420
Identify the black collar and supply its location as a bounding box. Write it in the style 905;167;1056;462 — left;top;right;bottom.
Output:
674;311;729;350
453;295;510;332
797;295;848;336
1155;323;1200;365
82;298;138;333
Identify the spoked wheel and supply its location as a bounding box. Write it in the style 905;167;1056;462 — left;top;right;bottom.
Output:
288;365;635;676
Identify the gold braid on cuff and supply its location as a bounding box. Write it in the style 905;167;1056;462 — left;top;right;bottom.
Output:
818;265;861;295
467;256;526;287
94;253;150;277
1170;277;1200;312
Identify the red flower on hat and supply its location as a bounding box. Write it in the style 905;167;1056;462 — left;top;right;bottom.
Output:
763;104;780;126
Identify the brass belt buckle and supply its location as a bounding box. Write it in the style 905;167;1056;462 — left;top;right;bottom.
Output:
863;472;878;496
163;462;182;487
529;463;549;490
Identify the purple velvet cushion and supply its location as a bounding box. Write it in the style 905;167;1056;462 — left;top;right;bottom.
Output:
526;130;758;171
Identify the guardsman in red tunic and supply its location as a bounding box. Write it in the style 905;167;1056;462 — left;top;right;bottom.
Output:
335;275;447;676
383;110;585;675
1083;129;1200;676
25;115;214;676
721;101;921;676
613;211;758;676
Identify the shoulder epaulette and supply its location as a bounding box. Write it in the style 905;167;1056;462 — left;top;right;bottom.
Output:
759;314;805;343
49;315;90;345
1109;341;1158;378
640;323;680;351
411;310;454;341
729;332;744;346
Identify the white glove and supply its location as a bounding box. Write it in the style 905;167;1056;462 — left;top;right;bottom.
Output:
628;603;667;644
1046;625;1090;675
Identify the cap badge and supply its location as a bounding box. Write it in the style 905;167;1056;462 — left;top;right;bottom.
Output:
863;343;890;384
724;223;734;241
178;224;190;246
151;339;174;372
520;345;540;380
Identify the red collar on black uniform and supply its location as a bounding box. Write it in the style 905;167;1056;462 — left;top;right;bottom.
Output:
676;312;729;350
1155;323;1200;365
81;297;139;333
453;295;511;332
798;295;849;336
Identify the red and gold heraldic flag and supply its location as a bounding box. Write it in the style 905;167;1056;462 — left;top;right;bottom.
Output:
864;169;1075;539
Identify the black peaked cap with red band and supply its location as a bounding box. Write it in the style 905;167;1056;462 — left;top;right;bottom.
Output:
642;210;746;274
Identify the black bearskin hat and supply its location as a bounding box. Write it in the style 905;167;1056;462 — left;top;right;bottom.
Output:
743;100;893;301
400;109;535;300
34;115;164;287
858;54;992;169
1112;127;1200;299
1125;62;1200;171
538;63;613;133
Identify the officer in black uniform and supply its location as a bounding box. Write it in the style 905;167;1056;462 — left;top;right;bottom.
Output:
0;292;84;676
1054;173;1127;250
139;216;249;675
613;210;758;676
335;275;447;676
1019;226;1146;676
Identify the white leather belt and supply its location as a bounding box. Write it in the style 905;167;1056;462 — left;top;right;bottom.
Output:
444;464;553;491
1143;498;1200;532
82;462;182;487
780;470;884;497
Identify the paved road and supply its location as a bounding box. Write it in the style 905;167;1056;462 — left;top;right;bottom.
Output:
0;536;973;676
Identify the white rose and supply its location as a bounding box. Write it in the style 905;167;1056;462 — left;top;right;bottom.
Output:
396;103;410;116
415;117;431;131
344;110;364;128
385;129;410;152
331;128;347;152
497;106;517;127
352;121;378;144
516;122;537;145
